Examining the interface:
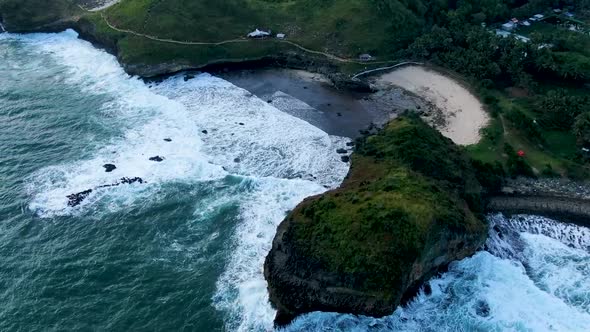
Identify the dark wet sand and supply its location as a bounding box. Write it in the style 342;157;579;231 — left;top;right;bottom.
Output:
220;69;382;138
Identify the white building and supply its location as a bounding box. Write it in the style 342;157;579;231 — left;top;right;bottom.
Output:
359;54;374;62
502;22;515;31
247;29;271;38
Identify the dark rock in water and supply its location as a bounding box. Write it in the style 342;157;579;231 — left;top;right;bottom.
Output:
475;300;491;317
164;138;172;142
120;177;145;184
423;283;432;296
267;100;273;103
341;155;350;162
346;142;355;147
184;74;195;82
337;112;342;117
493;225;503;239
202;130;208;134
239;122;245;126
103;164;117;173
67;189;93;207
234;157;241;163
303;86;308;89
149;156;164;162
336;148;348;154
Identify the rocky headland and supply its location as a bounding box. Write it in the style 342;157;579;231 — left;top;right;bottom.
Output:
264;115;488;326
4;2;590;327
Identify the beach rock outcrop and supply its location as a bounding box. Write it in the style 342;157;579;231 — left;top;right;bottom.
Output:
67;189;93;207
66;177;146;207
265;115;487;326
103;164;117;172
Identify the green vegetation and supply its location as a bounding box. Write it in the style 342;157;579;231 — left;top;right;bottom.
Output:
402;1;590;178
289;115;486;298
71;0;433;68
0;0;81;30
4;0;590;178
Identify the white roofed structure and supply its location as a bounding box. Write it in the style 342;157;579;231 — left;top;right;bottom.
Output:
247;29;271;38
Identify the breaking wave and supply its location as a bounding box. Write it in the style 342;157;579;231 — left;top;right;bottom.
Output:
5;30;589;332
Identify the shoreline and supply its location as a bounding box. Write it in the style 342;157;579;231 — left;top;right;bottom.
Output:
5;24;590;224
372;66;490;146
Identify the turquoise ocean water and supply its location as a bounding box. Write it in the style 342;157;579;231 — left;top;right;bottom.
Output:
1;30;589;331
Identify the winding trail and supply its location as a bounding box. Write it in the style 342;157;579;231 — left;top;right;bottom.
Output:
98;12;395;66
351;61;424;79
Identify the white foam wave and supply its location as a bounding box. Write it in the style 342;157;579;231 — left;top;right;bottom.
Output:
17;30;351;330
523;233;590;313
489;213;590;251
151;74;351;189
286;249;590;332
22;31;225;216
151;74;351;331
214;177;328;332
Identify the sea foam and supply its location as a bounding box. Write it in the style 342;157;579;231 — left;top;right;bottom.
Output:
151;73;351;331
20;30;351;331
23;31;226;217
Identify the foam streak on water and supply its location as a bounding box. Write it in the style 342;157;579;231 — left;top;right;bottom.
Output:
151;73;350;331
16;31;226;217
4;30;590;332
9;30;350;330
286;215;590;332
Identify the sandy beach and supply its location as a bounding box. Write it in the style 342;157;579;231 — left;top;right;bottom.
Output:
220;69;424;138
375;66;489;146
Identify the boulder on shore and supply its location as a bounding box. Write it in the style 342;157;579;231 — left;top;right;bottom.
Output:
264;115;487;326
103;164;117;172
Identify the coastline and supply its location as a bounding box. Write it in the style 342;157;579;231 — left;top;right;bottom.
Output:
5;21;590;231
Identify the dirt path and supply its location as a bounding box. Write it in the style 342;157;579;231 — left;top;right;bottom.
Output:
97;12;396;65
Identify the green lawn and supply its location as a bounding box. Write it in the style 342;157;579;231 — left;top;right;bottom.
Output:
103;0;423;59
466;87;586;177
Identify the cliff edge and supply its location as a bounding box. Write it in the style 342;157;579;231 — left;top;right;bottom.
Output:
264;115;488;326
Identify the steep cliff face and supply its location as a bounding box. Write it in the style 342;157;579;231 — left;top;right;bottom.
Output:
264;115;488;326
0;0;81;32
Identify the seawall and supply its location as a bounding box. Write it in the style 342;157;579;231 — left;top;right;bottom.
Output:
487;195;590;227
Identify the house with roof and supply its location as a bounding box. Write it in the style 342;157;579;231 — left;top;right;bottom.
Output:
359;54;374;62
502;22;515;31
247;29;271;38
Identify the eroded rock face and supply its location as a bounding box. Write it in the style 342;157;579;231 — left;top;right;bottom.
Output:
264;201;486;326
264;115;488;326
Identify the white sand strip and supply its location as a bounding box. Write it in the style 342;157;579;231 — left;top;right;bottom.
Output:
376;66;489;146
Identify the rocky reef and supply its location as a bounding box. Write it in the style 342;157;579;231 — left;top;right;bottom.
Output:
264;115;488;326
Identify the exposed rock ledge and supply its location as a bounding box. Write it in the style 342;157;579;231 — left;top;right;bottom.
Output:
264;116;487;326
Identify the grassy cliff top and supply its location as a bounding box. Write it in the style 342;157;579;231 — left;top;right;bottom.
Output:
1;0;430;70
0;0;82;31
103;0;425;56
288;115;486;299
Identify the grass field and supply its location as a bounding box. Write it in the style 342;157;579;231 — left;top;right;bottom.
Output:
100;0;422;61
466;87;589;178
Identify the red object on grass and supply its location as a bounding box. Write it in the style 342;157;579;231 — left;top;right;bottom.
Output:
517;150;525;157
